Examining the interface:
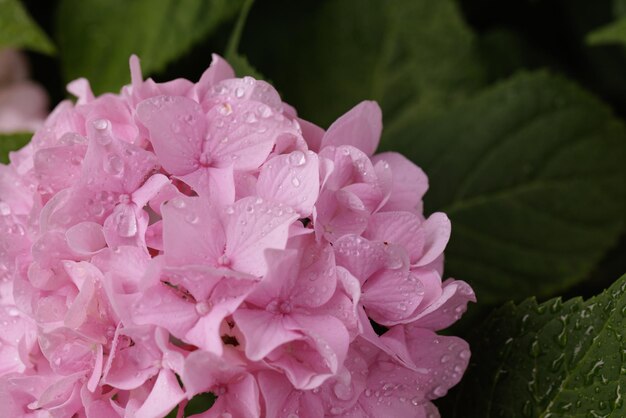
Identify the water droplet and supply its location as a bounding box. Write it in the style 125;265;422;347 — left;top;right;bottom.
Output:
116;210;138;237
93;119;108;131
218;103;233;116
291;177;301;187
329;407;343;415
225;206;235;215
245;112;257;124
235;87;245;98
171;198;186;209
196;301;210;316
104;154;124;175
185;212;199;224
333;382;353;400
288;150;306;167
258;104;272;118
459;349;471;360
432;385;447;397
0;202;10;216
529;340;540;358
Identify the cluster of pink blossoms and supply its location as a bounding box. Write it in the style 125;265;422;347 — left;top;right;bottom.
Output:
0;55;475;417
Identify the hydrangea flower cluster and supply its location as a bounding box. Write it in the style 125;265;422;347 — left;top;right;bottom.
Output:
0;55;475;417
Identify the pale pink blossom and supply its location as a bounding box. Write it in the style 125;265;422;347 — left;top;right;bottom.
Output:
0;49;48;133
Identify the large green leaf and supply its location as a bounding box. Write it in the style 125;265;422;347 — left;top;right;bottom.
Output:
587;16;626;46
0;132;31;164
247;0;484;127
0;0;55;54
56;0;243;94
449;274;626;417
384;71;626;305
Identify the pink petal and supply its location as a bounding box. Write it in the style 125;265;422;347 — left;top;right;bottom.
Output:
333;235;386;283
206;100;297;170
372;152;428;212
257;150;320;216
291;244;336;308
131;285;198;340
321;101;382;156
67;78;94;104
365;212;425;265
177;165;235;204
225;197;298;277
102;327;160;390
299;118;325;152
257;371;325;418
214;374;261;418
131;173;170;208
406;279;475;330
33;143;87;193
87;344;104;392
65;221;107;256
83;118;159;193
362;270;424;325
136;95;206;175
415;213;451;267
270;313;349;390
233;309;301;360
134;369;186;418
204;77;282;111
194;54;235;101
380;327;471;401
161;196;225;267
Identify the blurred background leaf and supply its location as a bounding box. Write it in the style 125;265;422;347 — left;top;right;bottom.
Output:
383;71;626;305
223;0;263;79
0;133;31;163
239;0;485;128
0;0;55;54
55;0;243;94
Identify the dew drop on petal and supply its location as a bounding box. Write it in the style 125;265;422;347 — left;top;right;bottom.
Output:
185;212;199;224
258;104;272;118
171;198;186;209
0;202;10;216
93;119;108;131
288;150;306;167
104;154;124;175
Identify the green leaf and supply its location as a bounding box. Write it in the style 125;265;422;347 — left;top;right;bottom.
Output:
248;0;484;127
383;71;626;305
587;16;626;46
450;274;626;417
227;53;264;79
0;0;55;54
224;0;263;79
56;0;243;94
0;132;32;164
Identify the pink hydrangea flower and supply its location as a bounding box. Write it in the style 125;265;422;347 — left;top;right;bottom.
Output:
0;49;49;133
0;54;475;417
